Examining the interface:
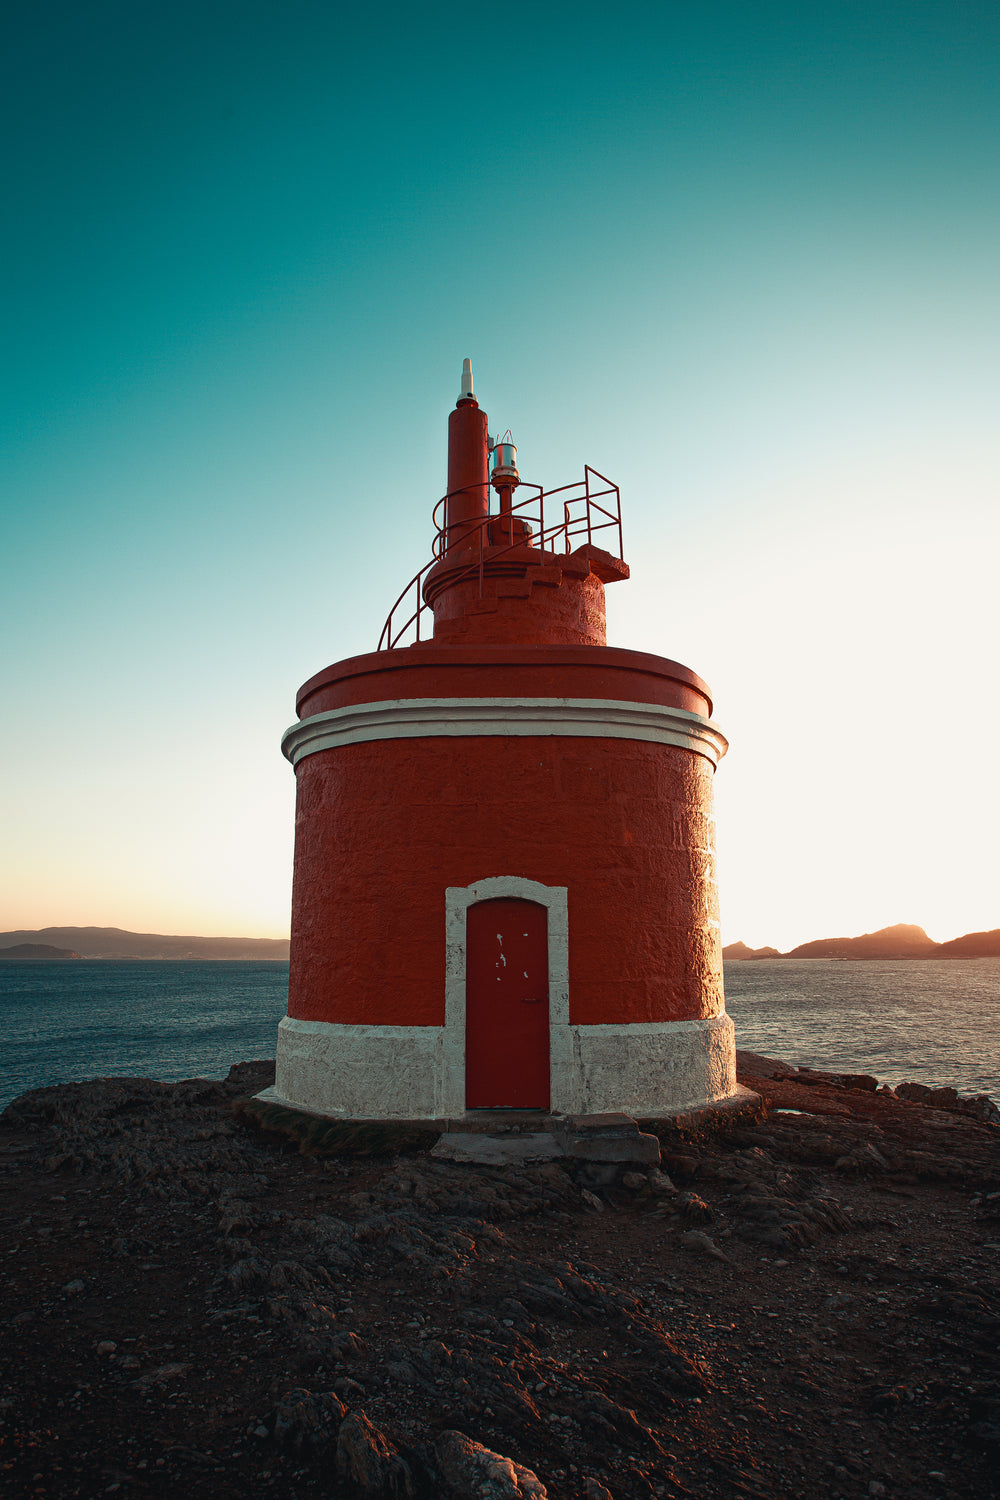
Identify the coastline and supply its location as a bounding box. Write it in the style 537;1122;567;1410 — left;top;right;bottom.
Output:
1;1055;998;1499
5;958;998;1112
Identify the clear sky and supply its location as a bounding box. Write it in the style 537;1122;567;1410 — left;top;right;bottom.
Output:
2;1;997;950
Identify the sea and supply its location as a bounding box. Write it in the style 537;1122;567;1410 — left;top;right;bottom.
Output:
0;958;997;1112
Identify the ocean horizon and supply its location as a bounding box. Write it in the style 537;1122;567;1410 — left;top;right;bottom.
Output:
1;957;997;1111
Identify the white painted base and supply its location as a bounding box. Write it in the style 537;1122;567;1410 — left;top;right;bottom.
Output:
273;1011;738;1121
274;1019;452;1120
561;1014;737;1116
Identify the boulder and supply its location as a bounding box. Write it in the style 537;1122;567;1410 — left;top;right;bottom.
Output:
435;1429;547;1498
336;1410;417;1497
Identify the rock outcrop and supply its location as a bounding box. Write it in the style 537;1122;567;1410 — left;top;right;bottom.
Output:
0;1055;997;1499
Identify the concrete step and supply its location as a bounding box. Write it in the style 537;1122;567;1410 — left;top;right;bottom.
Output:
431;1110;662;1166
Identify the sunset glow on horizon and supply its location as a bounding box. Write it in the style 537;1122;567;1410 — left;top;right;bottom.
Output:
2;2;998;953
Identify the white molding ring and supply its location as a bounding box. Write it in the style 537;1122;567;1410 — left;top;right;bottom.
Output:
282;697;728;768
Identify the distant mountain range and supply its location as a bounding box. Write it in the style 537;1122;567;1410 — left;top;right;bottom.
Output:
0;926;290;960
723;922;1000;960
2;921;996;964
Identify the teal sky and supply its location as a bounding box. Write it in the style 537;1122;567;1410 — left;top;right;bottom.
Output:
2;1;998;947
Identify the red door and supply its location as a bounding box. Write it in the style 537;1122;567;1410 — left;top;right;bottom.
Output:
465;898;550;1109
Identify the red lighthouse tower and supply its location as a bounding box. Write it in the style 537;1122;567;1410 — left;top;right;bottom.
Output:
273;362;736;1121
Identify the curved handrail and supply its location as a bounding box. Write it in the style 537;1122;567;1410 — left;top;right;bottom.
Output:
377;467;622;650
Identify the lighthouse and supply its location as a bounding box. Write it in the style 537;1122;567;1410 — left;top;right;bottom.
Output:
272;362;737;1122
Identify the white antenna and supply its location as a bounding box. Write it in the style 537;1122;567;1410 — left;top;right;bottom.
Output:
460;357;474;399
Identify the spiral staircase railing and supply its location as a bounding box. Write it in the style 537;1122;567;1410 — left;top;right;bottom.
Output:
377;467;622;651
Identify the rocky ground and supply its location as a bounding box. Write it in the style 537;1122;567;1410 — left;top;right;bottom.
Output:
1;1055;998;1500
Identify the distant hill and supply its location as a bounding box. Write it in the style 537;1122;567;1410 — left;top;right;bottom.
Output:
0;943;82;960
721;941;781;960
934;928;1000;958
0;927;290;960
785;923;939;960
723;922;1000;960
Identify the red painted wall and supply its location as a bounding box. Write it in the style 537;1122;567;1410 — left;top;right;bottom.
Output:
287;727;723;1030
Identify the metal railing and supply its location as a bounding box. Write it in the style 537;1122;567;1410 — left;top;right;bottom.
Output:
377;467;622;651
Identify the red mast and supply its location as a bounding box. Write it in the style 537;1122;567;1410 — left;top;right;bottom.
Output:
443;358;489;555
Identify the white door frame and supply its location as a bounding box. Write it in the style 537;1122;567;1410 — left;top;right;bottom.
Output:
443;876;570;1113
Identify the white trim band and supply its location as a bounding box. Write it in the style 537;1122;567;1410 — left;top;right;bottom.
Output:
282;696;727;767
